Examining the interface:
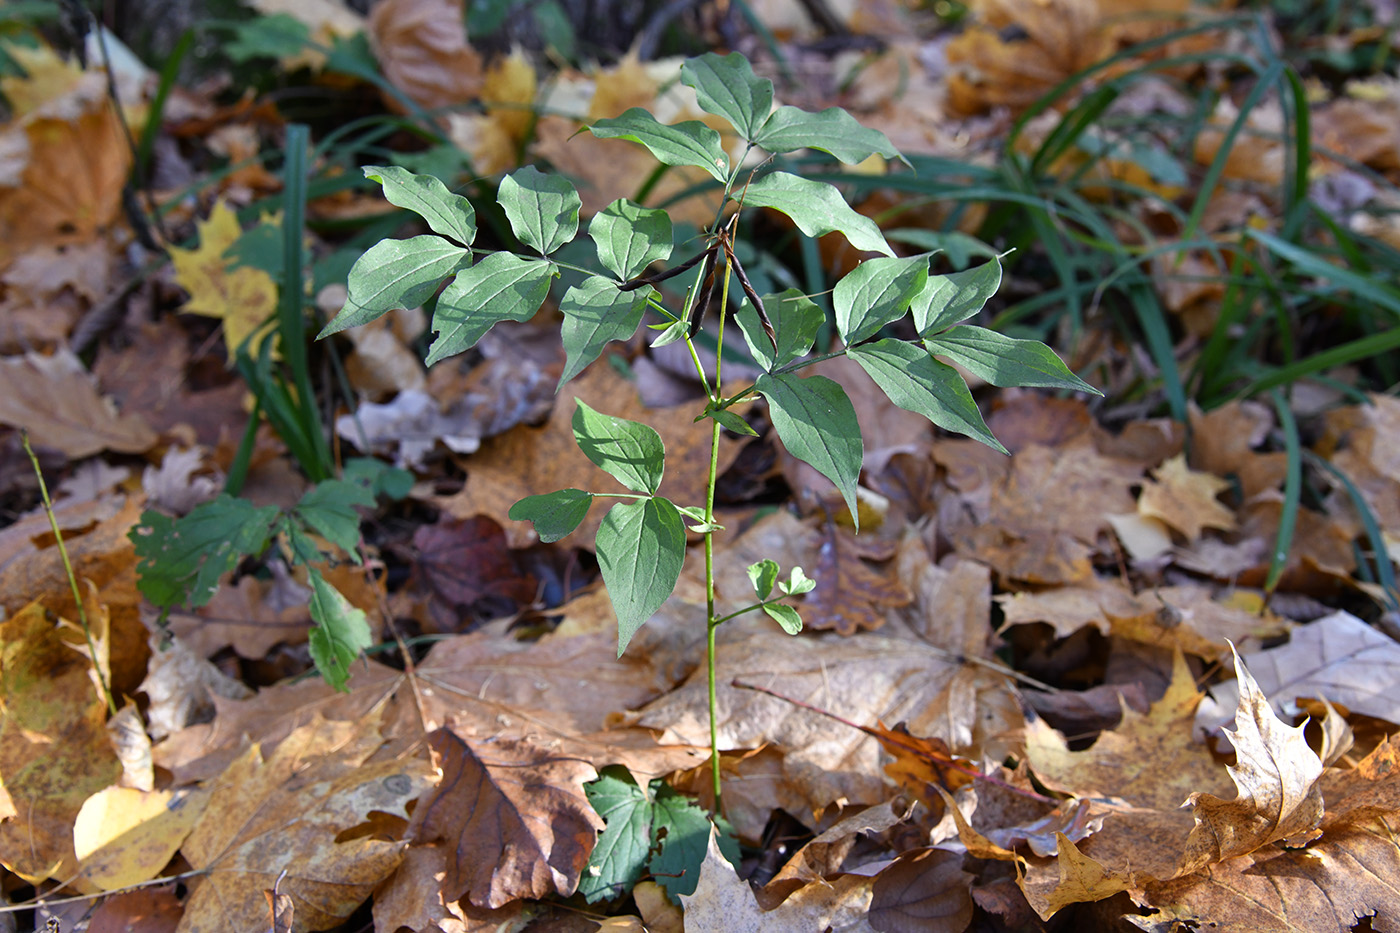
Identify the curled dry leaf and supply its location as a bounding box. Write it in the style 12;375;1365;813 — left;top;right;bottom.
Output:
368;0;482;112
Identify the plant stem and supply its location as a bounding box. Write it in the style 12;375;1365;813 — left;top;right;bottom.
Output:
20;432;117;717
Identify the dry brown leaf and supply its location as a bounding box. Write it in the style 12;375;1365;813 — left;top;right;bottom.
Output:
868;846;974;933
802;525;912;635
1187;400;1289;500
1037;832;1131;918
761;800;910;905
0;600;122;882
368;0;483;112
372;842;526;933
0;350;157;458
177;713;433;933
1137;454;1236;542
409;727;603;908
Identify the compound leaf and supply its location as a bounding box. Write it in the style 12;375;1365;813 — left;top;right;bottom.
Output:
321;235;469;338
363;164;477;245
756;372;863;527
926;326;1100;394
681;51;772;140
572;399;665;494
834;254;929;345
130;495;279;615
848;339;1006;453
589;199;673;281
509;488;594;543
753;105;903;165
740;172;893;257
426;252;554;365
307;567;373;692
498;165;582;256
596;497;686;656
559;276;651;387
589;108;729;183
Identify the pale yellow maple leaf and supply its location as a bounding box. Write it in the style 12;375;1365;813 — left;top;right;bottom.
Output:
1138;453;1236;542
169;200;279;358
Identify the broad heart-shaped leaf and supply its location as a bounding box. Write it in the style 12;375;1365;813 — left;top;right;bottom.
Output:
572;399;666;494
911;257;1002;336
680;51;773;141
292;479;376;562
589;108;729;183
498;165;582;256
596;497;686;656
321;235;469;338
925;326;1100;394
589;199;673;281
306;568;373;692
426;252;554;365
740;172;893;257
131;495;279;614
762;602;803;635
579;766;652;903
559;276;650;387
753;105;902;164
848;339;1007;453
834;254;929;345
756;372;863;527
509;488;594;543
734;288;823;371
363;164;476;245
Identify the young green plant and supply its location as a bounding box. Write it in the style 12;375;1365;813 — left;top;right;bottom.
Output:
318;52;1099;812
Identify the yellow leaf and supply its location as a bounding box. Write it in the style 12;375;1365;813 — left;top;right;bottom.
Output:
73;785;208;891
1138;453;1236;542
168;200;279;358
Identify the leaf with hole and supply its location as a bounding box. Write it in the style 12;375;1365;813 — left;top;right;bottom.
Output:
498;165;582;256
589;109;729;182
848;339;1006;453
740;172;893;257
362;165;477;245
756;372;863;527
596;497;686;656
572;399;666;495
426;252;554;365
926;326;1100;394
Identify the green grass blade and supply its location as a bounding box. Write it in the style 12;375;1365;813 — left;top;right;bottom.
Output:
1264;389;1301;596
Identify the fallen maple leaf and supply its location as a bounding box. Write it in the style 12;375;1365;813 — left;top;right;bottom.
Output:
1137;453;1236;542
0;350;157;458
168;200;280;356
409;728;603;908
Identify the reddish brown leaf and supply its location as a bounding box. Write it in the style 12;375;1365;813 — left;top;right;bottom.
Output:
407;514;538;632
802;525;912;635
869;847;974;933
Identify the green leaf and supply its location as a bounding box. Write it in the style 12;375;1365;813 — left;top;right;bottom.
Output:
834;254;929;345
320;235;469;338
650;318;689;348
426;252;554;364
307;568;373;692
926;326;1101;394
748;559;779;600
596;497;686;656
559;276;650;387
680;52;773;140
292;480;376;562
572;400;666;494
580;767;652;903
589;199;673;281
508;489;593;543
753;105;902;164
911;257;1002;336
739;172;893;257
761;602;803;635
225;13;310;63
130;496;279;614
734;288;822;372
589;108;729;183
343;457;413;501
756;372;863;527
780;566;814;595
362;164;477;245
847;339;1006;453
498;165;582;256
648;783;719;900
701;407;757;436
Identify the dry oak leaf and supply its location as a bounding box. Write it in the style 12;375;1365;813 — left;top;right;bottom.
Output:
1136;453;1236;542
0;600;122;882
1176;648;1324;878
409;728;603;909
802;525;913;635
168;200;280;356
437;360;745;548
177;712;433;933
0;350;157;458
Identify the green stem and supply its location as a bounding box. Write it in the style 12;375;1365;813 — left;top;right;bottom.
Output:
21;432;117;717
